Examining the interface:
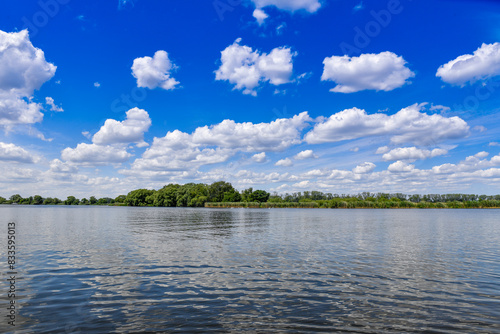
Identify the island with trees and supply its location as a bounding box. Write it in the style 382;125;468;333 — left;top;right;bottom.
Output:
2;181;500;209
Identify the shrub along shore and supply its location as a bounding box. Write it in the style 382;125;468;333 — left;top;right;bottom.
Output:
1;181;500;209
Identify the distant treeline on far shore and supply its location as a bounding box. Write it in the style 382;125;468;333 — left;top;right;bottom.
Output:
2;181;500;209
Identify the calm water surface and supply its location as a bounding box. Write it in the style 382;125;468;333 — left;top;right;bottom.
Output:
0;206;499;333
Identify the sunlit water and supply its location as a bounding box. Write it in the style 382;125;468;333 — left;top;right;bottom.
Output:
0;206;499;333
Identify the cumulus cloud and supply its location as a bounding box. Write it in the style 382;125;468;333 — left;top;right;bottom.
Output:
192;111;311;151
253;9;269;25
61;143;132;165
252;152;267;162
215;39;295;96
45;97;63;112
49;158;78;174
381;147;448;161
0;29;56;127
304;104;469;146
388;161;415;173
436;43;500;85
321;52;415;93
294;149;317;160
0;142;37;163
132;50;179;90
125;112;310;176
92;108;151;146
376;146;390;154
275;158;293;167
61;108;151;165
475;151;489;159
431;152;500;175
353;162;376;174
129;130;233;172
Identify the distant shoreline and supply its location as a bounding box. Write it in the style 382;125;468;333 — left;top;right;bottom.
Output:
1;203;499;209
204;202;500;209
3;182;500;209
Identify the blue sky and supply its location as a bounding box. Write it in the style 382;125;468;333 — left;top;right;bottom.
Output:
1;0;500;198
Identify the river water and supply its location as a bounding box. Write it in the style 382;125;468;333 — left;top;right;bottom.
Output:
0;206;499;333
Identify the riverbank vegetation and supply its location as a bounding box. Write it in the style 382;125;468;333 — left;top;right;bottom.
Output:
1;181;500;208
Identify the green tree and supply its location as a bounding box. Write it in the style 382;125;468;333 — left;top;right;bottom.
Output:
222;191;241;202
241;188;253;202
10;194;23;204
97;197;114;205
208;181;238;202
153;184;180;207
125;189;155;206
33;195;44;205
114;195;126;203
80;198;89;205
64;196;79;205
89;196;97;205
0;196;6;204
175;183;209;207
248;190;270;203
20;196;33;205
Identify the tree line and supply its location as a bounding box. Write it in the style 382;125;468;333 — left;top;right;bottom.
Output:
1;181;500;208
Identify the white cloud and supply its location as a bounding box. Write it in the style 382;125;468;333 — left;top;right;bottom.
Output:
131;50;179;90
430;104;451;113
431;152;500;175
489;142;500;147
275;158;293;166
353;162;375;174
94;82;101;88
0;142;37;163
252;152;266;163
45;97;63;112
251;0;321;13
376;146;390;154
436;43;500;85
304;104;470;146
61;143;132;165
0;98;44;127
129;131;233;172
381;147;448;161
0;164;40;185
0;29;56;127
191;111;311;151
124;112;310;177
321;52;415;93
475;151;489;159
92;108;151;146
61;108;151;166
388;161;415;173
215;39;295;96
294;149;317;160
253;9;269;25
49;159;78;174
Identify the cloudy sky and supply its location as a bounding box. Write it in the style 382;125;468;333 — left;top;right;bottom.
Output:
1;0;500;198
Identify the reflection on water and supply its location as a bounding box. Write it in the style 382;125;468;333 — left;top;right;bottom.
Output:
0;206;499;333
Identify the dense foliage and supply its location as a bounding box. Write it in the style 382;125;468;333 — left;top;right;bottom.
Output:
1;183;500;208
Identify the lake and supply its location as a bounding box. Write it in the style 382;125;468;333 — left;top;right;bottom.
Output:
0;206;499;333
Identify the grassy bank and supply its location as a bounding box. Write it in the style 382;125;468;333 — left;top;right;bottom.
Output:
205;200;500;209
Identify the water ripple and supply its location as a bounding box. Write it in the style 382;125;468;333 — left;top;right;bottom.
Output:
0;207;499;333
